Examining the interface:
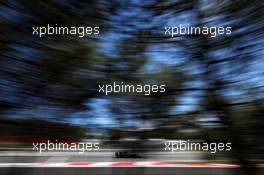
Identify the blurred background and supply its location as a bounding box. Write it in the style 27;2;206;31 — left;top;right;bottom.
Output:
0;0;263;175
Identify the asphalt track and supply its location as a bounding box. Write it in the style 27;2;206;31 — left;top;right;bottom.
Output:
0;167;263;175
0;152;263;175
0;151;203;163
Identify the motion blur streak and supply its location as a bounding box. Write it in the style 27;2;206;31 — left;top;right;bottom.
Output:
0;0;263;175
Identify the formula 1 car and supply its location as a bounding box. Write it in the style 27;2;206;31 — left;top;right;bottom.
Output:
115;150;141;158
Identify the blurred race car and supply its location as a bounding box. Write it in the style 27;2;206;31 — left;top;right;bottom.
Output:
113;138;144;158
115;149;141;158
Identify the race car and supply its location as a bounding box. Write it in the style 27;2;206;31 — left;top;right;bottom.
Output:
115;150;141;158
